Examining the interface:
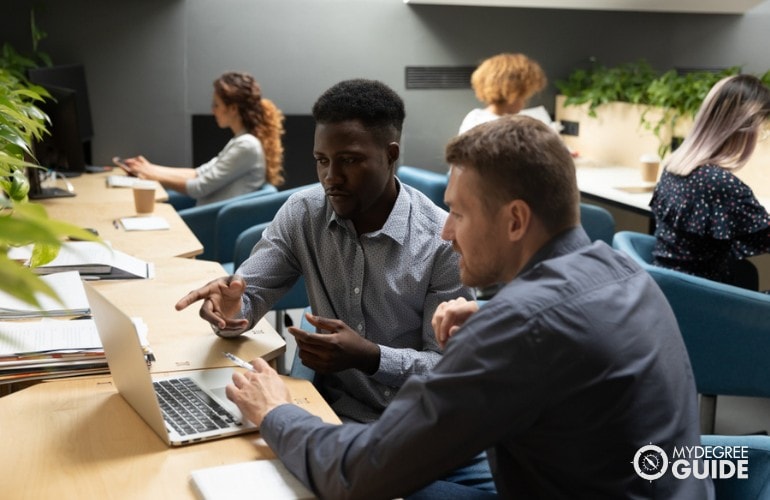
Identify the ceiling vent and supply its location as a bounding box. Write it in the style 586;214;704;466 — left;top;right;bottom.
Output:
405;66;475;89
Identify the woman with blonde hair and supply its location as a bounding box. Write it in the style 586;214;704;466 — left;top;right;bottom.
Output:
459;52;547;133
650;74;770;288
125;71;285;206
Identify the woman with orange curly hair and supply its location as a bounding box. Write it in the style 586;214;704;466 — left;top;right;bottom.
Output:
124;71;285;206
459;53;547;133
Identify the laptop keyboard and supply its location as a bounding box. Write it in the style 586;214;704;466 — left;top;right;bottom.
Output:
154;377;240;436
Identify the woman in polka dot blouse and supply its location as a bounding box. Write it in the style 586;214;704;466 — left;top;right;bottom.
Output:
650;74;770;289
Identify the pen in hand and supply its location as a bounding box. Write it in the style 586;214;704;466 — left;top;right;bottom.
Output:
223;351;256;372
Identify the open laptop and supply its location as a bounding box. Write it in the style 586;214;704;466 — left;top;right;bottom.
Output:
84;284;258;446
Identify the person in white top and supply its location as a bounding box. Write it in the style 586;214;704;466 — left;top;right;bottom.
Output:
124;72;285;206
459;53;548;134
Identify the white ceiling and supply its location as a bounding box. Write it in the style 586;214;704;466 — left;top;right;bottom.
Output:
403;0;765;14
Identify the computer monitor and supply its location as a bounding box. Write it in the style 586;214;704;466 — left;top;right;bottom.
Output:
28;64;94;174
30;85;86;175
27;64;93;142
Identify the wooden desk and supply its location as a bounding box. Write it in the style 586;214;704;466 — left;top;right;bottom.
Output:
39;172;203;260
91;257;285;373
50;170;170;203
0;375;339;499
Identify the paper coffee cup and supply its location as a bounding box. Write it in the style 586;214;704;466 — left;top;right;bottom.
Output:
639;153;661;183
132;180;157;215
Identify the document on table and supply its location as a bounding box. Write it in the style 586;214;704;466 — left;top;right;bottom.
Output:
190;459;315;500
0;271;90;319
7;241;154;279
0;317;150;358
0;318;102;356
106;175;140;188
119;216;170;231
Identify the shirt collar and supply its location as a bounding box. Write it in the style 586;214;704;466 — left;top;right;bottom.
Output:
325;178;409;245
518;225;591;276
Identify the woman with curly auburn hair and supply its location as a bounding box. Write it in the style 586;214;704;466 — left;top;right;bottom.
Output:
124;71;285;206
459;53;547;134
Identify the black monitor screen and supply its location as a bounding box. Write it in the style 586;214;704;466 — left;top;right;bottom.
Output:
31;86;86;175
28;64;93;141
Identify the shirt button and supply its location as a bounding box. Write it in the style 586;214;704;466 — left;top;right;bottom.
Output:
354;287;360;294
357;323;363;331
384;390;391;397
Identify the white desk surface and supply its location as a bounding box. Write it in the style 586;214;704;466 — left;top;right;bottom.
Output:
576;162;770;216
576;164;656;215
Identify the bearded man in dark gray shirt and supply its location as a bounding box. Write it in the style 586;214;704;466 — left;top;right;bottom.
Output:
222;115;713;499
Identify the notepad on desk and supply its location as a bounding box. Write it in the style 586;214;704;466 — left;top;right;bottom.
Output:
119;216;170;231
106;175;140;188
0;271;90;319
190;459;315;500
8;241;155;279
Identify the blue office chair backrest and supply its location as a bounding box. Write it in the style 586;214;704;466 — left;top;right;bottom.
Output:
215;184;318;265
612;231;770;400
178;184;277;261
701;434;770;499
397;165;448;211
579;202;615;245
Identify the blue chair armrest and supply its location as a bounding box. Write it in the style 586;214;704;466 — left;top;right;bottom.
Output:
165;190;196;211
701;434;770;499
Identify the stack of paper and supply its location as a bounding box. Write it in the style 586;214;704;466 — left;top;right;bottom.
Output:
0;271;90;319
0;316;152;384
0;318;107;383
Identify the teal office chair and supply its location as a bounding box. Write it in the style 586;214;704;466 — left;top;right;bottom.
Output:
397;165;448;210
613;231;770;433
177;184;277;261
215;184;318;267
579;202;615;245
701;434;770;499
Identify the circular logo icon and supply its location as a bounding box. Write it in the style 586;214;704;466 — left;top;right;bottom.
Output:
633;444;669;481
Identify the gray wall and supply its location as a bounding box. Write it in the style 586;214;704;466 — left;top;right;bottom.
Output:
3;0;770;175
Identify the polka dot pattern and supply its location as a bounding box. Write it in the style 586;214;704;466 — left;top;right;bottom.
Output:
650;165;770;283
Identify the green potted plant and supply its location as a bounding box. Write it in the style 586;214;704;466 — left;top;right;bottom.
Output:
1;12;98;308
0;68;99;306
555;59;760;158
